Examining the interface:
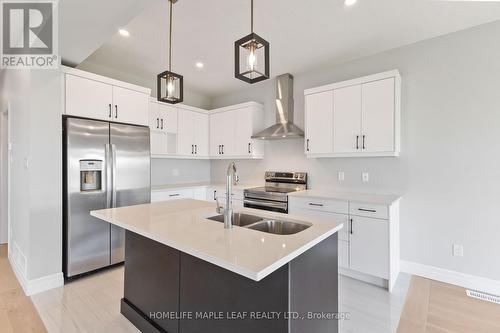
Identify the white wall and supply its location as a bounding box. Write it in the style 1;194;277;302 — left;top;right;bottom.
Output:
0;72;10;244
211;21;500;281
0;69;63;284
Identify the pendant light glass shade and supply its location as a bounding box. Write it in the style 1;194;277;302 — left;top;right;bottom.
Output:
157;0;183;104
235;0;269;84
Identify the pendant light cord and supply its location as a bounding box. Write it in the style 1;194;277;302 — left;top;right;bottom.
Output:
169;0;173;71
250;0;254;33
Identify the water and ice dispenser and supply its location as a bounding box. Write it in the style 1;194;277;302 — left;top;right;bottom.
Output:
79;160;103;192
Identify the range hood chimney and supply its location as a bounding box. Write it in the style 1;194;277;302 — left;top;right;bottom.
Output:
251;74;304;140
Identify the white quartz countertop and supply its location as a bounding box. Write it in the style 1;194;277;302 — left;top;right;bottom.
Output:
151;182;262;192
91;199;343;281
288;189;401;205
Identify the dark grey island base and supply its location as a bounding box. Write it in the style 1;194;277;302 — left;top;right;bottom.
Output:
120;230;339;333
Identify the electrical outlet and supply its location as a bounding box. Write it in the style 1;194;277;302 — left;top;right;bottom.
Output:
172;169;180;176
453;244;464;257
362;172;369;182
338;171;345;182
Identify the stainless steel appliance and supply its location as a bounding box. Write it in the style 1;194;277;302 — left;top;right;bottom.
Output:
63;117;150;279
244;171;307;213
251;74;304;140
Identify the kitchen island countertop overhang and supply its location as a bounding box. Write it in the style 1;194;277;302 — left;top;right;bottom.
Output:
90;199;344;281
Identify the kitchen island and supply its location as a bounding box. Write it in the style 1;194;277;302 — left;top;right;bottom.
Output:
91;199;343;333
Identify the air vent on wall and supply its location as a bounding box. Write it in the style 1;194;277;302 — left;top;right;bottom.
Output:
466;290;500;305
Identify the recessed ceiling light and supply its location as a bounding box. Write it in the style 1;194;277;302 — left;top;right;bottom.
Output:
344;0;357;6
195;62;204;69
118;29;130;37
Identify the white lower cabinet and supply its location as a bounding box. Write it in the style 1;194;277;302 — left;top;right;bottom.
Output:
151;188;195;202
289;196;400;291
349;216;389;279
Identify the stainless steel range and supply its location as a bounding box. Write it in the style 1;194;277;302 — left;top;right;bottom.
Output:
244;171;307;213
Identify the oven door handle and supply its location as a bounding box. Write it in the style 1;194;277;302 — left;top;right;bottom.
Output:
244;198;288;210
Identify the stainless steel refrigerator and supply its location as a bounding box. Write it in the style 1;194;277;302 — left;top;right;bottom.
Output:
63;117;150;279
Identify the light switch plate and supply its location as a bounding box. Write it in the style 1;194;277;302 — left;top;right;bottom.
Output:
362;172;369;182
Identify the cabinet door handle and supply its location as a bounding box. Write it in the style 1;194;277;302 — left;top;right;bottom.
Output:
213;190;217;201
191;145;194;154
156;118;159;129
114;105;118;118
308;203;324;207
161;118;164;130
218;145;221;155
350;219;353;234
358;208;376;213
248;143;251;154
306;139;310;152
356;135;359;150
108;104;112;118
169;193;180;197
195;144;198;154
362;135;366;150
222;145;224;154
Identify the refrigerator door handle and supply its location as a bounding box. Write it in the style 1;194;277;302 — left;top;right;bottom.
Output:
111;144;117;208
105;144;112;208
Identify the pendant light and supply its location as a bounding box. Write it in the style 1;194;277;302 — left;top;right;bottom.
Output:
234;0;270;84
157;0;183;104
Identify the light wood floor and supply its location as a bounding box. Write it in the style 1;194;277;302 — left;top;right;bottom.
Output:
0;244;47;333
397;276;500;333
2;242;499;333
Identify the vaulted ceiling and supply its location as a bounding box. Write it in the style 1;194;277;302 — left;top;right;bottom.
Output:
73;0;500;98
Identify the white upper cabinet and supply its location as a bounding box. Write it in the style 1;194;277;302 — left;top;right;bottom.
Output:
65;74;113;121
177;107;209;158
149;100;178;156
193;111;209;157
361;78;395;153
112;86;148;126
150;101;263;160
209;102;264;159
149;101;177;133
177;108;196;156
305;91;334;154
64;68;150;127
209;110;233;156
333;85;362;153
304;70;401;158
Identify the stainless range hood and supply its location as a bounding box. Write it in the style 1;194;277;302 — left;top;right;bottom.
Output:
251;74;304;140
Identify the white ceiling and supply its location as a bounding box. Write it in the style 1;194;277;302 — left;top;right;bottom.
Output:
60;0;157;66
78;0;500;98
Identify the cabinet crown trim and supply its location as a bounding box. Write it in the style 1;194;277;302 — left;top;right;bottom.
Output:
304;69;401;96
61;66;151;94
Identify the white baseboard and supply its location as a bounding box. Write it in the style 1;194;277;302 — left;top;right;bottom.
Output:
400;260;500;296
8;246;63;296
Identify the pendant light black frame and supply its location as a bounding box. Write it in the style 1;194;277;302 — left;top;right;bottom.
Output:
157;0;183;104
234;0;270;84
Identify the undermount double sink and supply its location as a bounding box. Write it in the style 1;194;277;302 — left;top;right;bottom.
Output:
206;213;311;235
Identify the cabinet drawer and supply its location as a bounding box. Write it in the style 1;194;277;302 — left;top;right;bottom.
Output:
289;197;348;214
151;189;194;202
338;240;349;269
349;202;388;220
